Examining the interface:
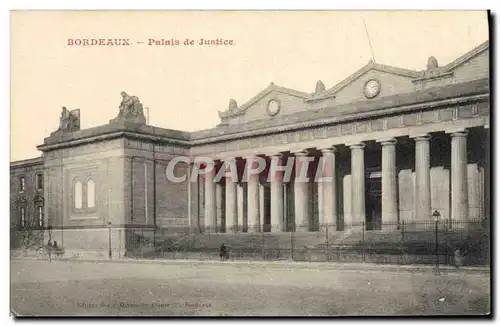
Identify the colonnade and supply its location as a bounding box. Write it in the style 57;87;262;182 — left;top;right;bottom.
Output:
199;127;483;232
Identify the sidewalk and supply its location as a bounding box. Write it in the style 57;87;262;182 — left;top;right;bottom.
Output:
12;256;490;274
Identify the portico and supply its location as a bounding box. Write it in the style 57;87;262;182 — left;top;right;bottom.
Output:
194;122;488;233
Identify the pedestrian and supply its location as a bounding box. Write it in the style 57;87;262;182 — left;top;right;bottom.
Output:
219;242;228;261
454;249;462;269
53;241;58;249
47;240;53;247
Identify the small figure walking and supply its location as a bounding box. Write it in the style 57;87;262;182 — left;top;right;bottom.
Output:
219;242;229;261
454;249;462;269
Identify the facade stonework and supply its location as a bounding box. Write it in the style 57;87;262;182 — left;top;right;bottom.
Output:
10;42;490;254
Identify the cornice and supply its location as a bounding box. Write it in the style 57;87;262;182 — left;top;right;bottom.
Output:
37;131;191;152
190;93;488;146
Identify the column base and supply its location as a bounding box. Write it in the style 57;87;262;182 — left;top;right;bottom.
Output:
319;224;337;233
381;221;399;231
226;226;239;233
270;224;283;233
203;226;218;234
295;225;311;233
247;224;262;233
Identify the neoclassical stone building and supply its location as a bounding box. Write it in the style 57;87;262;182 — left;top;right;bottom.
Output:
10;41;490;252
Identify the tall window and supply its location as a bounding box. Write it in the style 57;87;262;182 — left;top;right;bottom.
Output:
20;207;25;228
74;180;83;209
86;179;95;208
36;174;43;190
19;177;25;192
37;206;44;227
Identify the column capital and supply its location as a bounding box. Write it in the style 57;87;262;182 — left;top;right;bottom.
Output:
412;134;431;142
221;157;237;163
292;150;309;157
347;142;365;150
445;127;468;136
242;154;260;161
449;130;468;138
376;138;397;146
268;152;285;158
319;146;336;154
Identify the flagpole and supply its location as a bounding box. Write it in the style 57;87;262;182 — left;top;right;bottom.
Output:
362;17;376;63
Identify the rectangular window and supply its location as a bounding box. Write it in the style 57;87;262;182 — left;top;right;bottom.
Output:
36;174;43;190
38;206;44;227
20;207;25;228
19;177;25;192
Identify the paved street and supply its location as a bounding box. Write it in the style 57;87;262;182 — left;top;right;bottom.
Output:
10;259;490;316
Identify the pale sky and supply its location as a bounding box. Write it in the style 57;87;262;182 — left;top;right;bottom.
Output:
10;10;489;161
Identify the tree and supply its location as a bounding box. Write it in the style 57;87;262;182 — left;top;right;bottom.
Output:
15;219;44;257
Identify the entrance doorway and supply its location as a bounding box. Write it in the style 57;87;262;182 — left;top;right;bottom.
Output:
262;185;271;232
365;175;382;230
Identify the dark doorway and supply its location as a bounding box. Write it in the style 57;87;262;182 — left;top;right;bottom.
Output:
365;176;382;230
262;185;271;232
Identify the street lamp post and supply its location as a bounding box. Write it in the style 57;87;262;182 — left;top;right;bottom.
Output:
433;210;441;275
108;222;112;261
48;225;52;243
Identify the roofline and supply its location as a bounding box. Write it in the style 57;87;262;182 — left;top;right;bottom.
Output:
308;61;421;102
191;77;489;143
306;40;489;102
442;40;489;72
10;156;43;168
220;83;310;119
36;131;191;153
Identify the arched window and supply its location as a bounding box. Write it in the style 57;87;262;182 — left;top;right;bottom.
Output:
86;179;95;208
74;180;82;209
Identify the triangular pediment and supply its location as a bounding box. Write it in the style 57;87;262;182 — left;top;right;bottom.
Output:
218;83;310;125
442;40;489;73
412;40;489;83
307;62;421;105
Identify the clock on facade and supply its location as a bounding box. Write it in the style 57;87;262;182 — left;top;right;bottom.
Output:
364;79;381;99
267;99;281;116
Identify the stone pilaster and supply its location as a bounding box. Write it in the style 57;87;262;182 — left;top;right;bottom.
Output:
413;134;431;222
378;138;398;228
270;154;284;232
319;147;337;230
450;130;469;221
245;156;261;232
293;150;310;232
349;143;366;226
204;163;217;233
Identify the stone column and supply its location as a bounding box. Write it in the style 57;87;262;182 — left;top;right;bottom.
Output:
413;134;431;222
293;150;310;232
224;160;238;233
259;182;265;231
270;154;284;232
317;179;324;228
237;183;245;232
245;156;261;232
215;182;223;232
378;138;398;228
349;143;366;226
319;147;337;231
204;163;217;233
450;130;469;221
